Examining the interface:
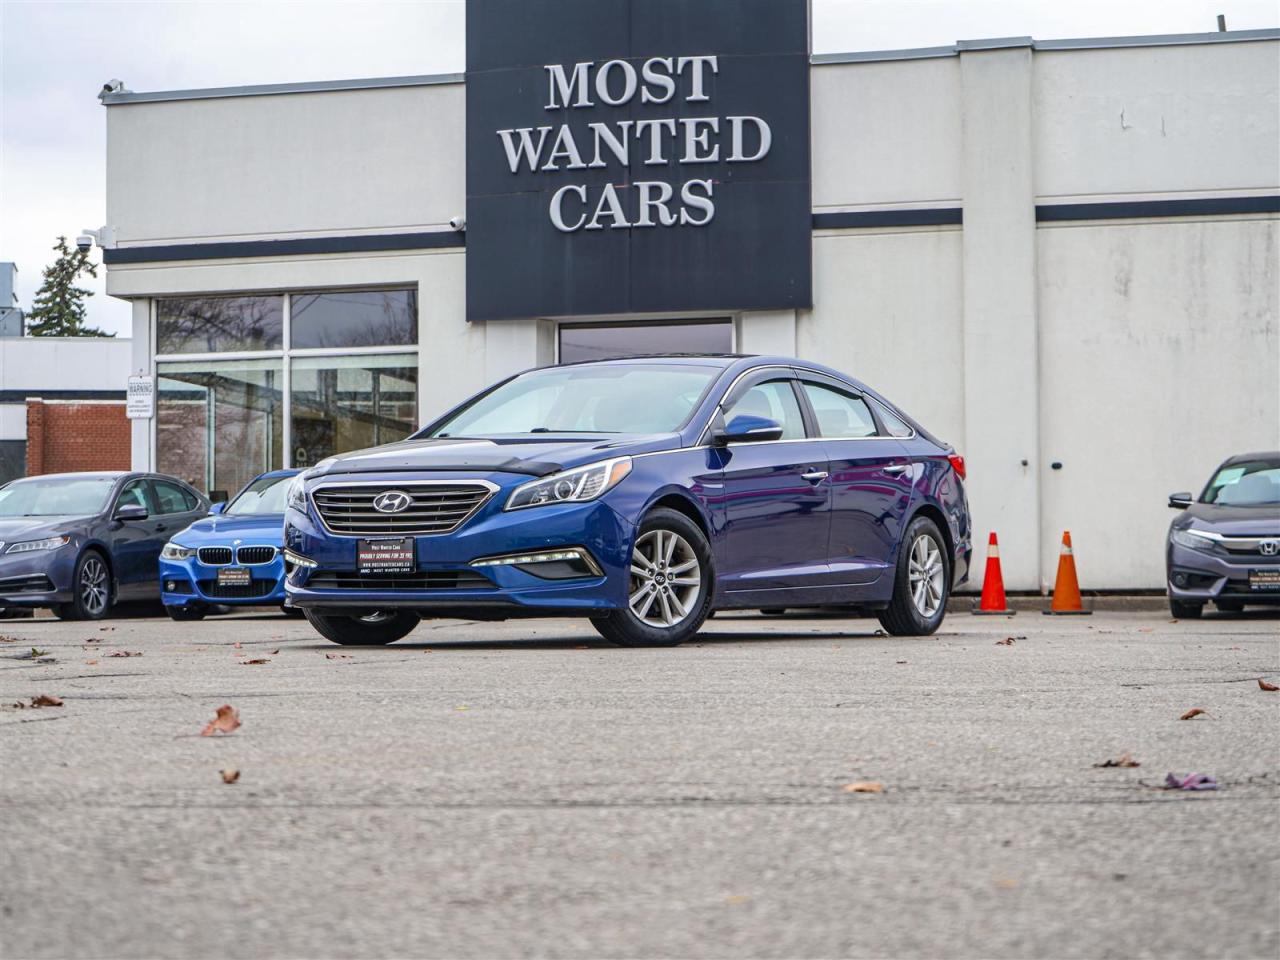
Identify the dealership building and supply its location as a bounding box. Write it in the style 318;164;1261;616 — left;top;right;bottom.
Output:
97;10;1278;591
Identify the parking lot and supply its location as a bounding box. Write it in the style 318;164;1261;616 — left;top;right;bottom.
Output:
1;608;1277;959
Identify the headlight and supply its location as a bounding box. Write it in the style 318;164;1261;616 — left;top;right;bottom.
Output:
161;542;195;561
505;457;633;511
1172;529;1216;552
5;536;71;554
286;475;308;511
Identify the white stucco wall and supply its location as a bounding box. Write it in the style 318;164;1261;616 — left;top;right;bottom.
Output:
102;32;1280;589
0;337;133;393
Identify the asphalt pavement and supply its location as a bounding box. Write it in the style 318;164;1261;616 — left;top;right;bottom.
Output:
1;607;1277;959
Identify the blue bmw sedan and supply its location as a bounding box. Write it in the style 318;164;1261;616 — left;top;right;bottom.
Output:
160;469;301;620
284;356;971;647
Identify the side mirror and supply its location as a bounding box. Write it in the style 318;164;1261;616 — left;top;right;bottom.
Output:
714;414;784;446
208;502;226;515
113;503;148;522
1168;491;1193;510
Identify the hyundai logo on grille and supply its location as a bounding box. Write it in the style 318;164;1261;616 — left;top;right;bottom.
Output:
1261;539;1280;557
372;490;413;514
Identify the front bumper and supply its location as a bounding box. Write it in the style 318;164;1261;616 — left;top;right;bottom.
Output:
160;555;287;607
0;547;77;607
1167;542;1280;604
284;490;632;616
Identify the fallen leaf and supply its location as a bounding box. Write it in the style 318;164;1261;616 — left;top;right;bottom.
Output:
1094;752;1140;768
84;637;102;643
325;653;351;660
29;647;47;658
233;642;242;649
84;659;98;665
200;704;241;736
842;781;884;794
30;694;63;708
107;650;142;658
895;660;908;664
1259;678;1279;692
269;649;280;655
240;658;271;665
724;894;750;905
0;634;20;642
995;637;1016;646
220;769;240;784
1179;708;1207;720
995;878;1018;889
1164;772;1218;791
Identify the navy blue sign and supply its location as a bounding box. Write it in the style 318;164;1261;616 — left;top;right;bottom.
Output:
465;0;812;322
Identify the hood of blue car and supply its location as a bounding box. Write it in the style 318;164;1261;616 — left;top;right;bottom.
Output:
178;513;286;546
0;516;89;541
309;434;682;479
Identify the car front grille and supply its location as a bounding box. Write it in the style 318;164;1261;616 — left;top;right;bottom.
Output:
311;483;494;536
305;570;494;591
0;574;55;594
198;578;276;599
236;546;277;565
197;547;233;565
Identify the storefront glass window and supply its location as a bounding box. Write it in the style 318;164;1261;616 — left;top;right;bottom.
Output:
290;290;417;349
156;295;283;354
558;320;732;363
289;354;418;466
156;359;283;498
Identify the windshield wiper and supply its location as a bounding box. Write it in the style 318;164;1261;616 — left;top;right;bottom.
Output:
529;428;619;434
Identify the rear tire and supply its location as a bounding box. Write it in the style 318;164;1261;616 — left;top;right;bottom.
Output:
303;608;419;645
878;517;950;637
165;604;207;621
53;550;112;621
1170;598;1203;618
592;508;713;647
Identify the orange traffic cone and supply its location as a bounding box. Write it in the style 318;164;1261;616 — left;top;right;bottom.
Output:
973;532;1015;615
1044;530;1092;615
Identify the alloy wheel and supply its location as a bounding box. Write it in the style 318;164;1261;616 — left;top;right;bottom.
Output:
908;534;945;618
80;556;108;617
629;529;701;628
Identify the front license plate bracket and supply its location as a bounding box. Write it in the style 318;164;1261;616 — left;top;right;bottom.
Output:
358;538;416;574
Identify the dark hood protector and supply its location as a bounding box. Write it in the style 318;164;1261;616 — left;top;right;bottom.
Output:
309;435;680;479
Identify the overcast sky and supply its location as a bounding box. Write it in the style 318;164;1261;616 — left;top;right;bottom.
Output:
1;0;1275;337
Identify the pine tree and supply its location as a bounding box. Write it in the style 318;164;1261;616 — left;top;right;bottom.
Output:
24;236;112;337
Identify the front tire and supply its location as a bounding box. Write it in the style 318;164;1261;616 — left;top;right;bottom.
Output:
592;508;713;647
53;550;112;621
1170;598;1203;618
878;517;950;636
303;608;420;645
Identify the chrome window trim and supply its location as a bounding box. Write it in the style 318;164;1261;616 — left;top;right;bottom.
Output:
308;478;499;538
696;364;914;447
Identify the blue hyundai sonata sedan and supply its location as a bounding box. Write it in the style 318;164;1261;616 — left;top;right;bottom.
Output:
284;356;971;647
160;469;301;620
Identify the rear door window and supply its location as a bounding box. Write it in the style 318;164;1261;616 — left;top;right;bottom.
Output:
801;383;879;439
151;479;198;515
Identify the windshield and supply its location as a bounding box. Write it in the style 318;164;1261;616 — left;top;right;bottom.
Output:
226;474;293;516
0;476;116;517
425;364;719;437
1202;460;1280;506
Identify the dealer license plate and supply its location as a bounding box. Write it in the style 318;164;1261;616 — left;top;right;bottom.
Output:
1248;568;1280;591
216;567;252;587
358;537;415;574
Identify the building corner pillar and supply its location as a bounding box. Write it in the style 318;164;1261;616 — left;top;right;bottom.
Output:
958;40;1042;591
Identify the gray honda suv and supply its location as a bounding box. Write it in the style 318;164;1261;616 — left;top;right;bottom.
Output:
1166;452;1280;617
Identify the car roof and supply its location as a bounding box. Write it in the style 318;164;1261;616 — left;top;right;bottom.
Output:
1221;451;1280;466
15;470;132;482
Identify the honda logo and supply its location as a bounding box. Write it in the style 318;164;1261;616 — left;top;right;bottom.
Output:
372;490;413;514
1260;539;1280;557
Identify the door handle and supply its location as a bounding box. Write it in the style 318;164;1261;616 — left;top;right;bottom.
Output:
884;463;911;475
154;523;167;532
801;470;829;483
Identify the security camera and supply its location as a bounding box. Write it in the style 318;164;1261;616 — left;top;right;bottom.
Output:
75;235;95;253
449;216;466;232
